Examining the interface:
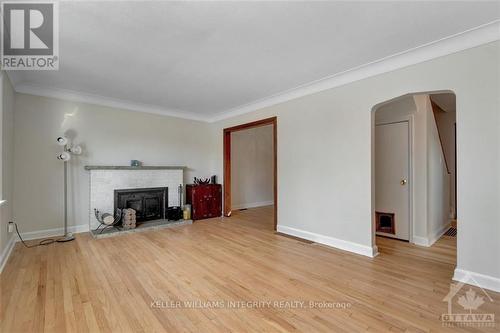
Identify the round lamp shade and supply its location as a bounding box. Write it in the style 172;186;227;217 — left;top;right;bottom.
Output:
57;152;71;161
69;145;82;155
56;136;68;146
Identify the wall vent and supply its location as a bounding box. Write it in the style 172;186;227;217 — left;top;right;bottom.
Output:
376;212;395;234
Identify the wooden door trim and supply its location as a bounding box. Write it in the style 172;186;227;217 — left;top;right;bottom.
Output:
223;116;278;231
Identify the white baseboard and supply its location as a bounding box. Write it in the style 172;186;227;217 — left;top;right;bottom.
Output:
412;236;430;247
0;235;16;274
453;268;500;293
18;224;89;241
277;225;377;258
232;201;274;210
412;222;450;247
0;224;89;274
428;222;451;246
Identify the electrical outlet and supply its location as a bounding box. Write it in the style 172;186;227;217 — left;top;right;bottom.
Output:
7;222;14;233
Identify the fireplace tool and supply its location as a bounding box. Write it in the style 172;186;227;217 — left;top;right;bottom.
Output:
167;184;184;221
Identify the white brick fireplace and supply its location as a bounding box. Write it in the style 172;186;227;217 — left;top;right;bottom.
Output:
86;166;184;229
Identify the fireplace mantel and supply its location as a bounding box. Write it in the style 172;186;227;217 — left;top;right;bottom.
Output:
85;165;186;171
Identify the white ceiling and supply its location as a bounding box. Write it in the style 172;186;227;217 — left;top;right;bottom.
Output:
7;1;500;121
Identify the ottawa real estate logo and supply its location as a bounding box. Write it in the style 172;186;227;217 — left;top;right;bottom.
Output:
442;274;495;328
1;1;59;70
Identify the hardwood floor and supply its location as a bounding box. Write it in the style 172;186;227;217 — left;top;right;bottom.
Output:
230;206;275;230
1;206;498;332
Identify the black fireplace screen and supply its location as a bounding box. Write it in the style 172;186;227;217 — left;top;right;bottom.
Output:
114;187;168;222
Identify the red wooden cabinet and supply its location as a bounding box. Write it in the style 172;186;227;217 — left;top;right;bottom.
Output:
186;184;222;220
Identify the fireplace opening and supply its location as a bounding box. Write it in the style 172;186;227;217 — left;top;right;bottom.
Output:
114;187;168;224
376;211;395;235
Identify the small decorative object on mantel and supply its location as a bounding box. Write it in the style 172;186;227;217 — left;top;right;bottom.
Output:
121;208;137;229
210;175;217;184
130;160;142;167
194;177;210;185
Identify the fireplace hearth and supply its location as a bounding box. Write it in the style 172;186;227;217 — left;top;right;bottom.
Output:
114;187;168;223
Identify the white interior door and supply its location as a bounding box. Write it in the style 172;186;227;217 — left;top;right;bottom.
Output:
375;121;410;240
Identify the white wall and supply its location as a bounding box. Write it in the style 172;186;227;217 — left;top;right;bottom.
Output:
374;95;417;123
0;73;16;268
0;75;2;198
210;42;500;286
419;95;451;244
12;94;215;234
231;125;274;209
434;106;456;217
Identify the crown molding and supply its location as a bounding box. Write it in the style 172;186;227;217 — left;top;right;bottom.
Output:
8;20;499;123
13;83;210;122
208;20;500;123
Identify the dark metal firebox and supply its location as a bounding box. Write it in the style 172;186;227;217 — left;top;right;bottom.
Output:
114;187;168;223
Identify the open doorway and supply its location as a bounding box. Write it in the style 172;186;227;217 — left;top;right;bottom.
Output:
223;117;277;231
372;92;456;252
430;93;457;224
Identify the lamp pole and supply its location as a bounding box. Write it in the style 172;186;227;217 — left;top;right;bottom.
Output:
57;144;75;242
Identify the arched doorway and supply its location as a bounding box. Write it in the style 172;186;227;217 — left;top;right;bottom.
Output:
371;91;457;255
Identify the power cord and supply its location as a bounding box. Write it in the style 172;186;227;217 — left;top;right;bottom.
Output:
12;222;58;247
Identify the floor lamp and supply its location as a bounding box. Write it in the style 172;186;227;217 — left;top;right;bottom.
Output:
56;136;82;242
